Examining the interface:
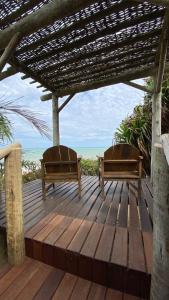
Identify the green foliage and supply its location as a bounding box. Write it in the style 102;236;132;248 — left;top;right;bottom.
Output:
22;159;99;183
0;114;12;142
81;159;99;176
115;78;169;174
0;97;51;142
22;160;41;183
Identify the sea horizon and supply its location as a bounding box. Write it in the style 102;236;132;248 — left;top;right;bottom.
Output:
22;146;107;161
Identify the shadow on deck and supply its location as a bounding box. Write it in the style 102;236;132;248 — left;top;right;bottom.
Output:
0;176;153;299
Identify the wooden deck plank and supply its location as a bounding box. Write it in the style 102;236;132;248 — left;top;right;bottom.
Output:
0;257;32;296
69;277;91;300
0;260;40;300
128;229;146;272
0;177;153;299
111;227;128;266
142;232;152;274
33;268;65;300
128;187;140;231
0;257;146;300
87;283;107;300
15;262;53;300
106;182;122;226
118;182;128;227
52;273;77;300
105;289;123;300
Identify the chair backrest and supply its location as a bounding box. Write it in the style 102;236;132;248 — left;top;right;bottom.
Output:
42;145;78;173
103;143;140;172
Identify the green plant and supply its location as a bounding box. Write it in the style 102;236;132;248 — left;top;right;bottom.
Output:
22;160;41;183
115;78;169;174
0;97;51;142
81;159;99;176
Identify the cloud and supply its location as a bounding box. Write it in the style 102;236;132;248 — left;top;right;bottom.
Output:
0;74;144;148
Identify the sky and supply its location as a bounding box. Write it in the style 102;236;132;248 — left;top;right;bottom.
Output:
0;71;144;149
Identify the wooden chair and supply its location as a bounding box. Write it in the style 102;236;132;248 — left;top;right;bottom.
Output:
40;145;81;200
98;143;143;199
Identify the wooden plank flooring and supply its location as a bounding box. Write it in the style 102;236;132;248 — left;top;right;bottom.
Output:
0;257;144;300
0;176;153;299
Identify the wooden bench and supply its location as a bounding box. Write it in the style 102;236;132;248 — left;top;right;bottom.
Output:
98;143;143;198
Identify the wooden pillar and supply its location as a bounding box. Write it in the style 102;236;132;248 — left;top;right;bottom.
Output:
151;79;162;179
151;142;169;300
52;94;60;146
5;144;25;265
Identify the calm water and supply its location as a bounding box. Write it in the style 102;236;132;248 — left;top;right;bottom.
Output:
22;147;107;162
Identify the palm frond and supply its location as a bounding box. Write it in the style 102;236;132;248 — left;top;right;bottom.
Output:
0;97;51;139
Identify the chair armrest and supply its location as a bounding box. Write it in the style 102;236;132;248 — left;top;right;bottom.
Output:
139;156;143;160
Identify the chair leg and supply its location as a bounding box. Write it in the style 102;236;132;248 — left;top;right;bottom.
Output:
78;179;81;199
99;171;101;186
42;179;46;201
101;178;104;199
138;179;141;200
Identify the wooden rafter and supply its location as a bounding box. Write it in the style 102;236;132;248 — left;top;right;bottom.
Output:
16;0;135;55
0;66;18;81
0;0;97;50
134;0;169;6
49;53;156;87
43;43;157;81
36;29;160;76
45;66;155;98
52;57;155;91
0;33;21;73
22;10;162;65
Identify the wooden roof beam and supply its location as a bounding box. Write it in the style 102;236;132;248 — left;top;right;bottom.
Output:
10;57;54;93
43;43;157;80
134;0;169;6
44;66;156;98
123;81;153;93
0;66;18;81
0;0;97;51
0;33;21;73
50;53;156;86
41;93;53;101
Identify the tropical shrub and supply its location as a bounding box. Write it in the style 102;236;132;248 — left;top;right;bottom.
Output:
81;159;99;176
115;78;169;174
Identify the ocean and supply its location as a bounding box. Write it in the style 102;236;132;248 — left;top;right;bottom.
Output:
22;147;106;162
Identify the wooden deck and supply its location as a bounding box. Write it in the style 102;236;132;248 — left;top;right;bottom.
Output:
0;176;153;299
0;257;143;300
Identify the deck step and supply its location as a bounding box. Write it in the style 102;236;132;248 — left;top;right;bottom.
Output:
25;213;152;299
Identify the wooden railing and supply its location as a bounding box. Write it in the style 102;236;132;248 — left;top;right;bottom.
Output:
0;143;25;265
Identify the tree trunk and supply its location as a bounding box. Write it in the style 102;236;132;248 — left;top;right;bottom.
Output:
151;143;169;299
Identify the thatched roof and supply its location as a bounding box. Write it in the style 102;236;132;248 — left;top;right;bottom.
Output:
0;0;167;97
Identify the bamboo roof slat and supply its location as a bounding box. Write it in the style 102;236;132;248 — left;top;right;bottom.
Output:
0;0;168;96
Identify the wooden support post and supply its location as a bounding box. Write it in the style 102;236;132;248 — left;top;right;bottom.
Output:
151;22;168;181
151;142;169;300
52;94;60;146
0;33;21;73
4;144;25;265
